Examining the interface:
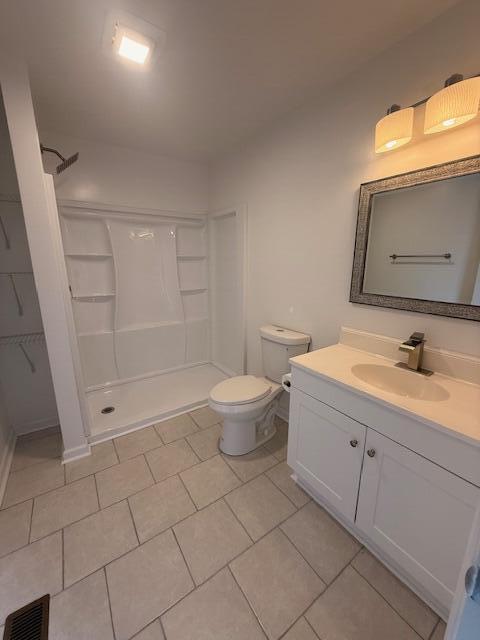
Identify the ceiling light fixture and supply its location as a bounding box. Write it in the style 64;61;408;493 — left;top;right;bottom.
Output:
102;10;166;69
375;105;414;154
113;24;153;65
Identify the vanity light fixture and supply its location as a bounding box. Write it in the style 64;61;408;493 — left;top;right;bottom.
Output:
375;105;414;154
424;74;480;134
375;72;480;152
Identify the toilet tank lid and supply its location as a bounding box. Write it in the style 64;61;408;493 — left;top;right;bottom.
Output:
260;325;311;346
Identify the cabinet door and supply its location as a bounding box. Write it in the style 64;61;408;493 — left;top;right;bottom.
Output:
357;429;480;612
288;389;366;522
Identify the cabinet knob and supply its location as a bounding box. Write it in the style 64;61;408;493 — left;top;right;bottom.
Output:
349;439;358;448
367;448;376;458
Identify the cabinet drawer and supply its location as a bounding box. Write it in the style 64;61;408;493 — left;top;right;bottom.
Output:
356;429;480;612
288;388;366;522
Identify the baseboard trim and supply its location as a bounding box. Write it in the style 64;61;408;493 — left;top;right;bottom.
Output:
62;442;91;464
13;416;60;436
0;429;16;506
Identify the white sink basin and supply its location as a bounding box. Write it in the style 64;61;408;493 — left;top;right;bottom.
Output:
351;363;450;401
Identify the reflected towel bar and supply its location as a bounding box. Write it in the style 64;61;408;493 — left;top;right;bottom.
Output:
389;253;451;260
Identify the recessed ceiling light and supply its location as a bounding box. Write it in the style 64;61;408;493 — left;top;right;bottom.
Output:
113;25;153;65
102;10;166;69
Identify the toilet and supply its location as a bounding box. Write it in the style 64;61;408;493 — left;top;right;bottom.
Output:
209;325;310;456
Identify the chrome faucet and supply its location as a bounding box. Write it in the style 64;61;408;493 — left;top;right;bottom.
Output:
396;332;432;376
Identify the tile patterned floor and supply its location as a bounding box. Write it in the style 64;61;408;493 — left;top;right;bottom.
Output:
0;411;447;640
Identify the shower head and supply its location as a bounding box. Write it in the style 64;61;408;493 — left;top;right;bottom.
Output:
40;144;79;174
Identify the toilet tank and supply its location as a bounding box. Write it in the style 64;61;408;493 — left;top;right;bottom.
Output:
260;325;311;383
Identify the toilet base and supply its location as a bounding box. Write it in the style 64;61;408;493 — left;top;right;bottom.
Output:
219;400;278;456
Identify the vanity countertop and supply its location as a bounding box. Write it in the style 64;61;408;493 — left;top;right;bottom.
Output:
290;344;480;447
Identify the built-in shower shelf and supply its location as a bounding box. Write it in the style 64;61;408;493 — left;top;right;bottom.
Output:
72;293;115;301
65;252;113;258
180;288;208;294
78;330;114;337
177;255;206;260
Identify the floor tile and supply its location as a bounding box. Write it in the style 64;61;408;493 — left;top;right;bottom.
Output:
281;502;360;584
2;458;64;508
431;621;446;640
305;565;420;640
145;439;199;482
114;426;163;462
96;455;154;508
180;455;241;509
11;432;63;472
282;617;319;640
30;475;98;541
162;568;266;640
64;500;138;587
186;423;222;460
129;475;196;543
264;418;288;461
132;620;165;640
0;500;32;558
225;474;296;541
223;447;278;482
189;406;220;429
352;549;438;639
49;570;114;640
0;532;62;625
65;441;118;483
174;499;251;584
266;462;310;508
231;529;325;640
106;529;194;640
155;413;198;444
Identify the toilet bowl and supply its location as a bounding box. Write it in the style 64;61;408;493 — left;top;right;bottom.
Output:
209;325;310;456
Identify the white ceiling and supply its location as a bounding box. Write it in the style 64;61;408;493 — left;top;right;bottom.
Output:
4;0;462;160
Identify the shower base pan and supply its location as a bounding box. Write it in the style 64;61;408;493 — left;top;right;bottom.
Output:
87;363;228;442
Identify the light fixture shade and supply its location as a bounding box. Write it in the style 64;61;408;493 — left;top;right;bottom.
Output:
375;107;414;153
424;76;480;134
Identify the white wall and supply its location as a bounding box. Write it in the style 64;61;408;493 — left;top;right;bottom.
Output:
1;56;88;460
40;130;209;213
210;0;480;377
209;209;246;375
1;89;59;434
0;381;14;501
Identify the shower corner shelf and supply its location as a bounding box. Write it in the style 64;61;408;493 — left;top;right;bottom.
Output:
177;255;206;260
65;252;113;258
180;288;208;294
72;292;115;301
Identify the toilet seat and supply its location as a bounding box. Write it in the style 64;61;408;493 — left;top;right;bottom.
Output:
210;375;272;406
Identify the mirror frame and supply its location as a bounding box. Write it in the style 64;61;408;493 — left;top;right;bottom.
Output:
350;154;480;322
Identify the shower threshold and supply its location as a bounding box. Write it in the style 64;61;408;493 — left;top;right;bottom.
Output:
87;363;228;443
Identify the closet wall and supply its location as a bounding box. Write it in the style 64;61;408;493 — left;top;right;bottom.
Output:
0;92;58;434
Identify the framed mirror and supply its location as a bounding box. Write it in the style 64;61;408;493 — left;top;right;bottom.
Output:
350;155;480;321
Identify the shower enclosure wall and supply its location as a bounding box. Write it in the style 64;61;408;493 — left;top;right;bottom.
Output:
59;202;243;441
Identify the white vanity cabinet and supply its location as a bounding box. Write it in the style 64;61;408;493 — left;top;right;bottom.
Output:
288;377;480;618
288;389;366;521
356;429;479;611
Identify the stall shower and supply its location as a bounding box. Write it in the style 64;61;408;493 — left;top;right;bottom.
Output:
60;202;244;442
